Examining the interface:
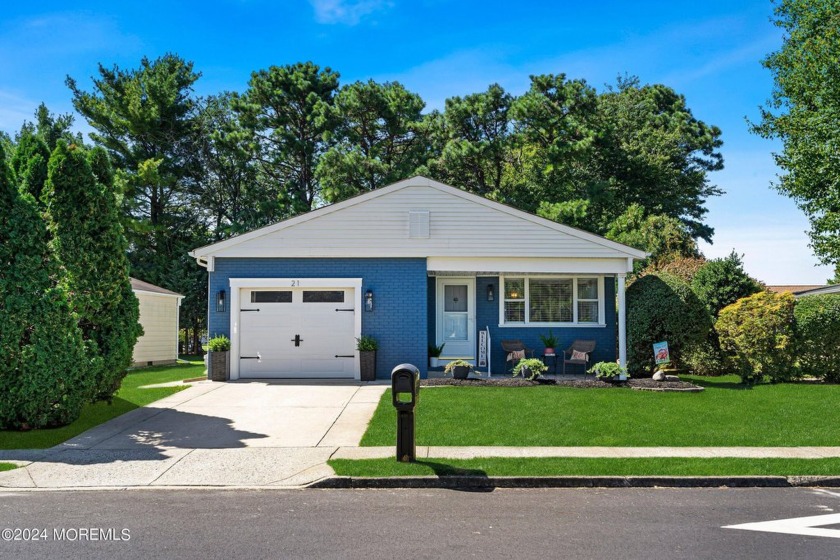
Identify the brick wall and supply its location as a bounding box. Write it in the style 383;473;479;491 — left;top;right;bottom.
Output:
209;258;428;379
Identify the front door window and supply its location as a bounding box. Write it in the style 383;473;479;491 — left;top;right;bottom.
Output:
443;284;468;340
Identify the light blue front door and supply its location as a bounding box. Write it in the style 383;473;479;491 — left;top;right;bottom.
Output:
436;277;475;360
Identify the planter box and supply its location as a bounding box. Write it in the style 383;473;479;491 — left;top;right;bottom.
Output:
208;351;229;382
360;350;377;381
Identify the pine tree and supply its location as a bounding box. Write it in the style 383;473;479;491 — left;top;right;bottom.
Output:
0;145;90;429
43;141;142;401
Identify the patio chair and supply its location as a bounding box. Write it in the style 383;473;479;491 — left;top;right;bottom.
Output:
501;339;534;375
563;340;596;375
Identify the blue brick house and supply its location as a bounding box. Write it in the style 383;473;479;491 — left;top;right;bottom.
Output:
189;177;645;380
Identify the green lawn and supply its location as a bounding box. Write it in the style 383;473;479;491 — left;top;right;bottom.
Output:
0;463;18;472
360;375;840;447
0;358;206;450
330;457;840;477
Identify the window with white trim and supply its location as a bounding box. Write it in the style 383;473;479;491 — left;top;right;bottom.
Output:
501;276;603;325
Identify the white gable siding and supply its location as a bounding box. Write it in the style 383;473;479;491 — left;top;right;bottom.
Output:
208;185;633;260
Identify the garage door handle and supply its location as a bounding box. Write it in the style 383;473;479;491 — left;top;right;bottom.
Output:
241;309;260;312
335;355;354;358
335;308;354;312
240;356;260;360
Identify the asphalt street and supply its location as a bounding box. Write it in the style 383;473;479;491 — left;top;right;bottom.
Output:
1;487;839;559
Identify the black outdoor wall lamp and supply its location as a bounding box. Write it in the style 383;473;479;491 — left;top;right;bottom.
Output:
216;289;226;312
487;284;495;301
365;289;374;312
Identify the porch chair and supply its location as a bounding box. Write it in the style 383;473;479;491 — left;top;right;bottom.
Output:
501;339;534;375
563;340;596;375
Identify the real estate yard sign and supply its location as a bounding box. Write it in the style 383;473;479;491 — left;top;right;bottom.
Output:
653;341;670;365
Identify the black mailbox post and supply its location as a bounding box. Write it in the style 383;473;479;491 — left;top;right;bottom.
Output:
391;363;420;462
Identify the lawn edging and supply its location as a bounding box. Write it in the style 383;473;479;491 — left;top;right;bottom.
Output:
310;475;840;489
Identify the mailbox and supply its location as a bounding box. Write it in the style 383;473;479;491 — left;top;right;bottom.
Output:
391;363;420;462
392;363;420;410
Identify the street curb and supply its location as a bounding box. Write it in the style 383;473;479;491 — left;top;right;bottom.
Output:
308;475;840;489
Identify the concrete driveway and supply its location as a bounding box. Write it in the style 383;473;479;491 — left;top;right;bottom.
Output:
0;381;388;489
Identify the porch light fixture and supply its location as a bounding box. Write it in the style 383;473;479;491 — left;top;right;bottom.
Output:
365;289;374;312
216;289;226;312
487;284;495;301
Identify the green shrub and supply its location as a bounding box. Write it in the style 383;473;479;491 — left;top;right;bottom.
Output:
683;332;730;376
589;361;627;380
356;335;379;351
691;251;763;316
627;272;712;377
794;294;840;382
207;335;231;352
0;145;91;429
716;291;796;384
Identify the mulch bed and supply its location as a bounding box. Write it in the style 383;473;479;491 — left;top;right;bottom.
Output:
421;377;703;392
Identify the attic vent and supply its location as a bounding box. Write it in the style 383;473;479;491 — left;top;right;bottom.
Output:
409;211;430;238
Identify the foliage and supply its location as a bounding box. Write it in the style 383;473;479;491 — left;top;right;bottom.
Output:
207;335;231;352
10;130;50;202
626;272;712;377
794;294;840;382
605;203;700;266
234;61;339;216
428;343;445;358
691;251;763;316
588;361;627;380
637;254;707;284
752;0;840;265
538;330;558;349
43;141;142;402
512;358;548;379
67;54;207;354
317;80;428;203
444;359;474;376
683;331;730;377
356;335;379;351
0;145;90;429
716;291;796;384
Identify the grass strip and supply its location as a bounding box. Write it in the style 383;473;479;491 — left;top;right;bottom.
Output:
329;457;840;478
0;463;18;472
361;376;840;447
0;359;206;450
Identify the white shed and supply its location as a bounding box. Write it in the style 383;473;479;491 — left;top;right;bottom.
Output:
131;277;184;367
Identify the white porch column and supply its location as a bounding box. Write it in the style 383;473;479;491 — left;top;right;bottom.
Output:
617;273;627;380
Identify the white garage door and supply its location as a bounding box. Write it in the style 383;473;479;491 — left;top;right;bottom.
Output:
238;287;356;378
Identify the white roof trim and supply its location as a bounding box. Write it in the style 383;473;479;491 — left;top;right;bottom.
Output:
189;176;647;260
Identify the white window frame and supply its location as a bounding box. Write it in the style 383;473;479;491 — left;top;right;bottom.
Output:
499;275;606;327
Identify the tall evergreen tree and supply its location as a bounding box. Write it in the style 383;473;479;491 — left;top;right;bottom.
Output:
235;61;339;215
10;131;50;202
316;80;428;203
0;144;90;429
43;142;141;401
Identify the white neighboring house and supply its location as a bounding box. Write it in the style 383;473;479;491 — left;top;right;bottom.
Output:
131;277;184;367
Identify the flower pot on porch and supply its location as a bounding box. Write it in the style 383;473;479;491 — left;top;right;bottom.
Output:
453;365;471;380
208;351;229;382
360;350;377;381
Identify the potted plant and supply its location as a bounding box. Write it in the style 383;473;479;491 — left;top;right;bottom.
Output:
443;359;474;380
428;342;445;368
357;335;379;381
207;335;231;382
588;361;628;382
539;330;558;355
512;358;548;380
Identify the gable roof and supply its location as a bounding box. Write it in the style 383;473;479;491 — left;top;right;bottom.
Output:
130;277;183;297
190;176;647;262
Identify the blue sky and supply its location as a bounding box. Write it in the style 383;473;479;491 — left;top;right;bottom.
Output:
0;0;832;284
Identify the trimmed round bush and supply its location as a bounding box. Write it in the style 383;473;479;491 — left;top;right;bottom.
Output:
716;291;796;384
794;294;840;382
627;272;712;377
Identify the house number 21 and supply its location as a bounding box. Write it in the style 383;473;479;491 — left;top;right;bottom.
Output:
290;280;301;286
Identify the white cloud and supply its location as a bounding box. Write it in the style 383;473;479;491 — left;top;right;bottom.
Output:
308;0;392;25
0;90;37;136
